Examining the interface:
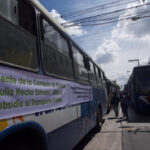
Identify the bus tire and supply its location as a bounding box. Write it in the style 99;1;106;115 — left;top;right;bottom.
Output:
0;128;48;150
95;106;102;132
1;137;34;150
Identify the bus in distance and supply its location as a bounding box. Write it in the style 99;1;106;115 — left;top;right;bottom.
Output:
125;65;150;113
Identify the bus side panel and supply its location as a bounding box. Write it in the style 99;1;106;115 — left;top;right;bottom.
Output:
47;102;95;150
92;87;108;116
47;102;96;150
48;118;81;150
75;87;108;142
79;101;96;138
46;86;109;150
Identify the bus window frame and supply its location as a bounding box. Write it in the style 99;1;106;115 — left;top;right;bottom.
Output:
40;15;71;56
39;14;75;81
83;56;90;71
0;0;39;73
89;60;97;86
72;45;84;66
71;44;90;85
95;65;102;87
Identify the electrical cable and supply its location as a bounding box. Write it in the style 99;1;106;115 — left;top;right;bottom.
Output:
73;17;150;40
63;2;150;28
62;0;138;19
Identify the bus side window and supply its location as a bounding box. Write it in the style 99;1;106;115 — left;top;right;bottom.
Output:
41;19;74;79
102;72;106;87
84;56;90;71
0;0;35;35
98;69;101;78
0;0;18;25
18;0;36;35
0;0;38;70
89;61;97;86
96;67;102;87
98;69;103;86
72;46;89;84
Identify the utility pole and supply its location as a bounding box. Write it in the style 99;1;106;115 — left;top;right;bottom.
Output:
128;59;140;66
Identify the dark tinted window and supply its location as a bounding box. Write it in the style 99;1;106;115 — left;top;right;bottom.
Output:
0;0;38;70
102;72;106;87
90;62;95;74
72;46;84;66
134;66;150;74
41;18;74;79
0;0;18;25
43;20;69;57
95;67;102;87
18;0;36;35
72;45;89;84
95;67;99;76
89;61;96;85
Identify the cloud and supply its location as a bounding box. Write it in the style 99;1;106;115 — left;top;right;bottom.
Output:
112;1;150;40
141;56;150;65
95;0;150;86
106;71;129;88
50;9;87;37
95;40;119;64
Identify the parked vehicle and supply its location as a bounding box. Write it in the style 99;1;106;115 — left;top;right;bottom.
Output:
0;0;108;149
125;65;150;113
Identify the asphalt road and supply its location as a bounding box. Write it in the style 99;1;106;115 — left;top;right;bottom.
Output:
80;107;150;150
122;107;150;150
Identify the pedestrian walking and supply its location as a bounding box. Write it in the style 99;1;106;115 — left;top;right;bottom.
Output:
111;92;120;118
120;94;129;120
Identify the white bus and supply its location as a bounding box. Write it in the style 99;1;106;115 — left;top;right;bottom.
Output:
0;0;108;149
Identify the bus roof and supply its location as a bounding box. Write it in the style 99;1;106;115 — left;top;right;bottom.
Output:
126;65;150;84
30;0;66;34
134;65;150;70
133;65;150;73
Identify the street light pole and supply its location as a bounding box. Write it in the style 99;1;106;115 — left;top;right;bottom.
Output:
128;59;140;66
131;15;150;21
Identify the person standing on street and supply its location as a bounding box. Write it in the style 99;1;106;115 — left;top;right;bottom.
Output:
111;92;120;118
120;94;129;120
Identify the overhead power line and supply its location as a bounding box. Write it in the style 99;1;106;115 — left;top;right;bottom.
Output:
62;0;138;19
71;14;150;27
63;2;150;25
63;2;150;28
73;17;150;40
68;9;150;24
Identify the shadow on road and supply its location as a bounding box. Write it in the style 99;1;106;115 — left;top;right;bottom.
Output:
107;117;117;120
116;118;127;123
127;107;150;123
73;127;101;150
73;120;105;150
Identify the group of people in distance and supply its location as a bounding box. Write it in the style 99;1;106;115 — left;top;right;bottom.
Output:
110;92;129;120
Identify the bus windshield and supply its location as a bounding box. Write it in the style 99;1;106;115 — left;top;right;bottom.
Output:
134;67;150;95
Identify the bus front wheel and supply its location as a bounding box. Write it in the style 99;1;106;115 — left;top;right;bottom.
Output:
95;106;102;132
1;137;34;150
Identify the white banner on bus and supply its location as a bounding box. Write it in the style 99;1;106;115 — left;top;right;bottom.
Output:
0;66;92;120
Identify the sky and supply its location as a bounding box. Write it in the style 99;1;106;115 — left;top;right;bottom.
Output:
39;0;150;88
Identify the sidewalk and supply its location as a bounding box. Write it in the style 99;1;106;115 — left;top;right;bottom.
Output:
83;107;150;150
122;107;150;150
84;110;122;150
